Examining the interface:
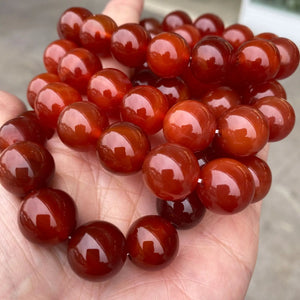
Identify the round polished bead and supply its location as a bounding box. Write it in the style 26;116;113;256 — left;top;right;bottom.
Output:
255;32;278;40
131;68;159;87
216;105;269;156
43;39;78;74
111;23;150;67
147;32;190;78
120;85;169;135
156;191;206;229
162;10;192;31
139;17;162;33
126;215;179;270
253;96;295;142
142;143;200;201
193;13;224;36
34;82;82;129
172;24;201;48
57;102;108;151
79;14;117;56
0;141;55;197
163;100;217;152
68;221;127;281
58;48;102;94
19;188;77;244
196;158;255;214
97;122;150;174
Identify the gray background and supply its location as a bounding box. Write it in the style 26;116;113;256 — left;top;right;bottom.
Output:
0;0;299;299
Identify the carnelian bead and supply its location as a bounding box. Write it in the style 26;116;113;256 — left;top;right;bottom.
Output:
18;188;77;244
27;73;60;108
120;85;169;135
126;215;179;270
87;68;132;113
34;82;82;129
215;105;269;156
57;7;92;43
172;24;201;48
43;39;78;74
156;191;206;229
97;122;150;174
58;48;102;94
255;32;278;40
163;100;217;152
57;102;108;151
162;10;192;31
238;156;272;203
68;221;127;281
193;13;224;36
131;68;159;87
79;14;117;56
200;86;241;119
142;143;200;201
0;141;55;197
196;158;255;214
253;96;295;142
139;17;162;34
111;23;150;67
191;36;233;83
147;32;190;78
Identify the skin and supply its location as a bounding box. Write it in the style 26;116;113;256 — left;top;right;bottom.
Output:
0;1;269;299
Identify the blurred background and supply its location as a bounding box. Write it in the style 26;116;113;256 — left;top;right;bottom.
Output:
0;0;299;299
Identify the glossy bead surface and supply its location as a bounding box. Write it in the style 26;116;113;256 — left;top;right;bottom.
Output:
58;48;102;93
126;215;179;270
191;36;233;83
147;32;190;78
120;85;169;135
43;39;78;74
216;105;269;156
111;23;150;67
156;191;206;229
162;10;192;31
79;14;117;56
68;221;127;281
57;102;108;151
87;68;132;113
0;141;55;197
253;96;295;142
196;158;255;214
255;32;278;40
19;188;77;244
34;82;82;128
139;17;162;33
163;100;217;152
142;143;200;201
193;13;224;36
172;24;201;48
97;122;150;174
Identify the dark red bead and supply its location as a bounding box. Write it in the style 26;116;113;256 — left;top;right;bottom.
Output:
139;17;162;33
0;141;55;197
162;10;192;31
193;13;224;36
126;215;179;270
255;32;278;40
68;221;127;281
19;188;77;244
131;68;159;87
172;24;201;48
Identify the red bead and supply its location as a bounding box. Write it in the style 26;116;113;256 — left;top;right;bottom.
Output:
58;48;102;94
57;102;108;151
253;96;295;142
193;13;224;36
0;141;55;197
111;23;150;67
131;68;159;87
87;68;132;113
163;100;217;152
139;17;162;34
79;14;117;56
200;86;241;119
238;156;272;203
120;85;169;135
255;32;278;40
68;221;127;281
156;191;206;229
162;10;192;31
34;82;82;129
172;24;201;48
147;32;190;78
27;73;60;108
191;36;233;83
142;143;200;201
215;105;269;156
57;7;92;43
43;39;78;74
126;215;179;270
19;188;77;244
196;158;255;214
97;122;150;174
